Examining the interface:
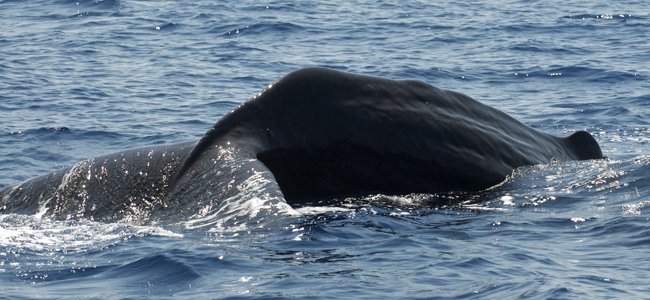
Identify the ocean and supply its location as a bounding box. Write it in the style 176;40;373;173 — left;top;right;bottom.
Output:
1;0;649;298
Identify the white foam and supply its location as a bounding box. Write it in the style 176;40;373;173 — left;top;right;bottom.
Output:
0;214;182;252
294;206;351;215
622;200;650;215
181;170;298;232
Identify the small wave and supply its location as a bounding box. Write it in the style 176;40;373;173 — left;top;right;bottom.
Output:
192;13;211;19
87;0;122;10
392;66;460;81
155;22;179;31
106;253;200;286
512;66;642;82
630;94;650;106
59;0;122;10
562;14;636;20
3;127;68;136
219;21;307;36
68;11;112;19
5;127;126;144
507;40;589;55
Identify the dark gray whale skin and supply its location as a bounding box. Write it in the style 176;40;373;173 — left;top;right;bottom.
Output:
0;67;602;220
176;67;602;202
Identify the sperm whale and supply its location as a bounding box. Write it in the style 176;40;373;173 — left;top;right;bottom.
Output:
0;67;603;221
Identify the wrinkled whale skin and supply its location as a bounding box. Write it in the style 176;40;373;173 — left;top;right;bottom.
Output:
0;67;603;220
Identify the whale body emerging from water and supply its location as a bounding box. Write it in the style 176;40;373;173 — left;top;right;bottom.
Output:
0;67;602;222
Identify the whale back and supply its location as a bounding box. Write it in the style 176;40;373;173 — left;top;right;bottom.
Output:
179;67;603;203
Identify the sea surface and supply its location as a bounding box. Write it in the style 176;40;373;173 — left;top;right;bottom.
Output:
1;0;649;298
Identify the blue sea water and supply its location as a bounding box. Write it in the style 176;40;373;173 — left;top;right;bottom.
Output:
1;0;650;298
